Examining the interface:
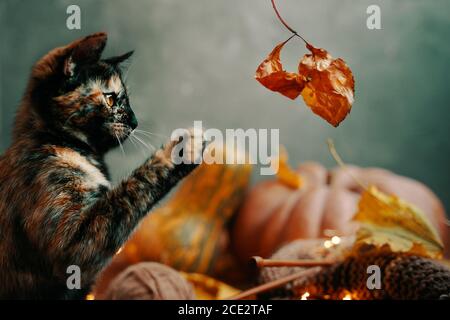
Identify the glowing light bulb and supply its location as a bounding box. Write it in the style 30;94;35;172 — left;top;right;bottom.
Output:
323;240;333;249
86;294;95;300
343;294;352;300
301;292;310;300
331;236;341;245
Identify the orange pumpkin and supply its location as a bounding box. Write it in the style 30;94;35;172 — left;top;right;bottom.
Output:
232;162;449;263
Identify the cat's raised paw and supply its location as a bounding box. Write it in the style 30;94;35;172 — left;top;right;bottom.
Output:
169;127;206;165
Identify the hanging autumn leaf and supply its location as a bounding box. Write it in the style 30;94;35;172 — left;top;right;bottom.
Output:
256;0;355;127
255;40;354;127
255;38;305;100
353;186;444;259
298;44;355;127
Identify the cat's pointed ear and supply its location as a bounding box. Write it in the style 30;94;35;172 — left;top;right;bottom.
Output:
63;32;108;77
103;50;134;67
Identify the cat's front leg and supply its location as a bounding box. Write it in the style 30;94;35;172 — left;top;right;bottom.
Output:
43;127;206;277
79;127;206;254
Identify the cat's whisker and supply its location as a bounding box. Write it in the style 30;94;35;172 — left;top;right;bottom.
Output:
131;134;149;157
128;134;138;148
131;132;155;154
133;130;161;142
115;132;126;156
134;135;156;152
128;135;147;158
132;131;158;150
134;128;169;139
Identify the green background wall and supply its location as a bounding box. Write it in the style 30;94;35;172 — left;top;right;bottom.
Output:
1;0;449;212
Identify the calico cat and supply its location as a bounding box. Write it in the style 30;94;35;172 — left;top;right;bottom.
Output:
0;32;204;299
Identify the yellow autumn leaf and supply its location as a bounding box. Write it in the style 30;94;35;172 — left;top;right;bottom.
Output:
180;272;240;300
353;186;444;259
273;146;303;189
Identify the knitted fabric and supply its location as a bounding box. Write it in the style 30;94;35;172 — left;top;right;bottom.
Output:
259;239;450;300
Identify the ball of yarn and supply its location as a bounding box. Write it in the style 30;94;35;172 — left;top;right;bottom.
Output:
103;262;196;300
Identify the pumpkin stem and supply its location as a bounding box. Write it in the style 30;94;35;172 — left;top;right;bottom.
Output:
327;139;368;191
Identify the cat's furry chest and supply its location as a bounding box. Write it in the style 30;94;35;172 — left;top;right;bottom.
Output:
52;146;110;190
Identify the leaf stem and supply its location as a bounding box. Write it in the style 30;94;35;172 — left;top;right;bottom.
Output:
271;0;308;44
327;138;368;191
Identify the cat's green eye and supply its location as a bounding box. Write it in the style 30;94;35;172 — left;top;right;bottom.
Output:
104;93;115;107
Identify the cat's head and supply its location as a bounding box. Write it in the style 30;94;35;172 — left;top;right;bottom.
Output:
25;32;137;153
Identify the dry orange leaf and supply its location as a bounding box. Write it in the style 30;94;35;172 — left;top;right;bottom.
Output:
255;39;305;100
299;43;355;127
256;40;355;127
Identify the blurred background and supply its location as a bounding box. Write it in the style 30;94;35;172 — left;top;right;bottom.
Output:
0;0;449;212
